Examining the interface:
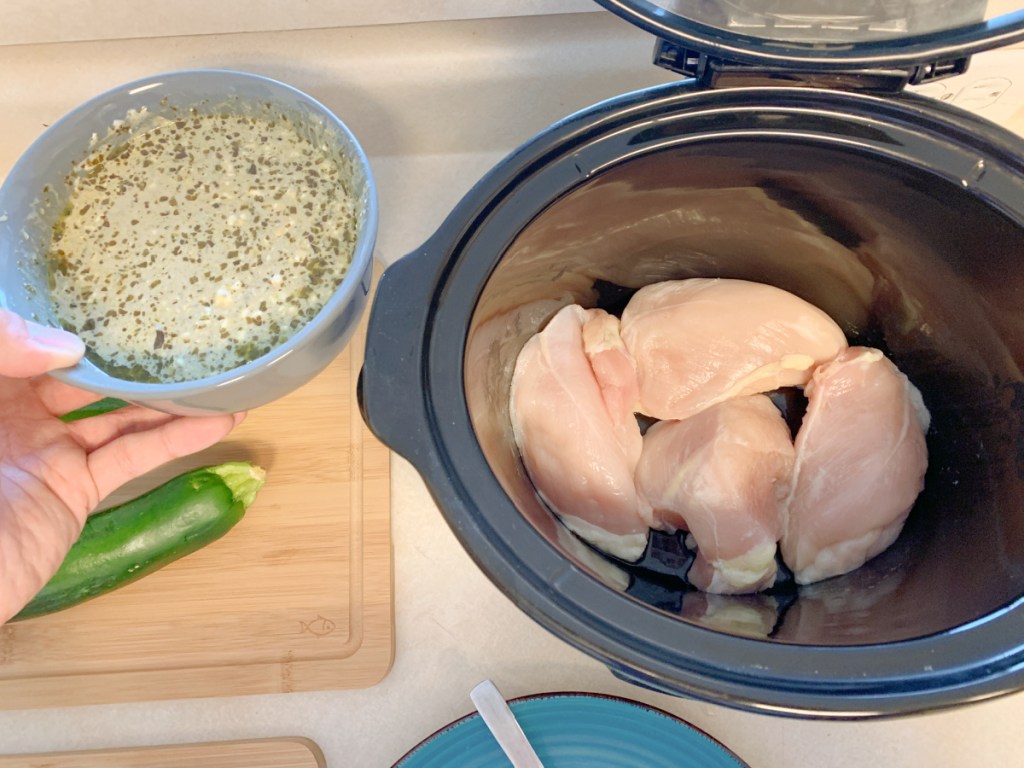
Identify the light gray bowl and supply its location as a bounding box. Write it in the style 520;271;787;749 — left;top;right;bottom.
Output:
0;69;377;415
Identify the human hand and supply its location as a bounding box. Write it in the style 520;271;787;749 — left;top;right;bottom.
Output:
0;309;244;623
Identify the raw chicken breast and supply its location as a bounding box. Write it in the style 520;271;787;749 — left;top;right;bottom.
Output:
620;278;847;421
510;304;648;561
781;347;930;585
635;395;795;594
580;308;643;461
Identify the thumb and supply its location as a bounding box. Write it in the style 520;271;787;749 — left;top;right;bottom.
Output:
0;308;85;378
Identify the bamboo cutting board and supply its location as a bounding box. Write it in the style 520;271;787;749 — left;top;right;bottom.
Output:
0;737;326;768
0;268;393;709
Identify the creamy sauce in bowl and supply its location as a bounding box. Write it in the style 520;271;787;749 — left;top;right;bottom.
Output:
45;101;359;383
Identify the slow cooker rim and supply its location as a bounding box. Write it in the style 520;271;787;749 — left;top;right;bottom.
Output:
366;80;1024;716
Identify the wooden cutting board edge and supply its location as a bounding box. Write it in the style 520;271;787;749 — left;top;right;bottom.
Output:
0;736;327;768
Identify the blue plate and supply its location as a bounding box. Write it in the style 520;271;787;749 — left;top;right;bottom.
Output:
393;692;749;767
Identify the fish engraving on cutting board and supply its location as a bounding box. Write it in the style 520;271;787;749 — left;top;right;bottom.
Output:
299;615;336;637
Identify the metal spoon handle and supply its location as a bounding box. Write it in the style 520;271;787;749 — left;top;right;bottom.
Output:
470;679;546;768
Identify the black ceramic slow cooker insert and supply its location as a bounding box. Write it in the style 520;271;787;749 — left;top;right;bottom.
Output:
360;0;1024;717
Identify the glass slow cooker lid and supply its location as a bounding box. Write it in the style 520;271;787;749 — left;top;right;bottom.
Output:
594;0;1024;82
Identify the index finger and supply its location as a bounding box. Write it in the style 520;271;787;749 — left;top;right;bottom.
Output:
31;374;113;417
86;411;246;501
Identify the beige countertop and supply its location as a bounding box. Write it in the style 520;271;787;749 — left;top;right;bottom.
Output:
2;10;1024;766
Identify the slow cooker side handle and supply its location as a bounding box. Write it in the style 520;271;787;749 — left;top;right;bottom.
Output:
358;250;438;466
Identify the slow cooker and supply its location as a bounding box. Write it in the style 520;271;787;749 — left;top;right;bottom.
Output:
360;0;1024;717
